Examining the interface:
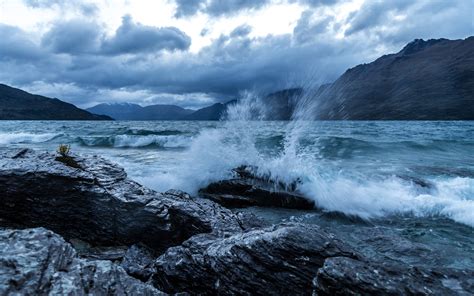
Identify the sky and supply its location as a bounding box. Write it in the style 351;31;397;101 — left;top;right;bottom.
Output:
0;0;472;109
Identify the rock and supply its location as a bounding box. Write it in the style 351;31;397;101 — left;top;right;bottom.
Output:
313;256;474;296
151;223;357;295
199;166;315;210
0;227;164;295
121;244;157;281
0;149;256;254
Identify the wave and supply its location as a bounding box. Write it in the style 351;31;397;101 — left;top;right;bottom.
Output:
0;132;61;145
139;94;474;228
77;134;192;149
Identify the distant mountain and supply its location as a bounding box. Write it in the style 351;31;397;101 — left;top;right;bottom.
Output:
87;103;193;120
314;37;474;120
183;100;237;120
0;84;112;120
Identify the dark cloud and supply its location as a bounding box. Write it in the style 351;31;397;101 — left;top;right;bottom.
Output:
0;24;46;61
1;0;472;109
101;15;191;54
41;20;101;54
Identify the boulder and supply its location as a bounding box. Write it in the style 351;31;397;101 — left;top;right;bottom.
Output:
0;149;256;254
151;223;357;295
0;227;164;295
199;166;315;210
313;256;474;295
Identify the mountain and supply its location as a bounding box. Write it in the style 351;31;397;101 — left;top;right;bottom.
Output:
183;100;237;120
88;101;237;120
314;37;474;120
87;103;193;120
0;84;112;120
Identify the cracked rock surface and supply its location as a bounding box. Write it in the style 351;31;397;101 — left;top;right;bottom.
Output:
0;227;164;295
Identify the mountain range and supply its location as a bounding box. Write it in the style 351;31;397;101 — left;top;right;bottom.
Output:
1;37;472;120
0;84;111;120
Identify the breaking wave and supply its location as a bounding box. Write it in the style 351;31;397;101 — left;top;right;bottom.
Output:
141;92;474;227
0;132;61;145
77;134;192;149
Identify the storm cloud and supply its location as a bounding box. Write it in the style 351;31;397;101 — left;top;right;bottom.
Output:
1;0;472;108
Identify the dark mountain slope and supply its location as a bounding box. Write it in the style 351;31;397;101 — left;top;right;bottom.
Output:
183;100;236;120
314;37;474;120
0;84;112;120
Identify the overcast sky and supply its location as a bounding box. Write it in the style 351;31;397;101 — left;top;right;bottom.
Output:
0;0;472;109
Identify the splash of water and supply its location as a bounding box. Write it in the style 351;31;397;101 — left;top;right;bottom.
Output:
142;89;474;227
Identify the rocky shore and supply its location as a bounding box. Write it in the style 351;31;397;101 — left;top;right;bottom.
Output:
1;148;472;295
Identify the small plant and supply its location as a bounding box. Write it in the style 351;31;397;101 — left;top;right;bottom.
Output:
57;144;71;157
55;144;82;169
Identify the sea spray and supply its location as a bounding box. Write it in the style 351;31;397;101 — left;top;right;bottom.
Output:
141;89;474;227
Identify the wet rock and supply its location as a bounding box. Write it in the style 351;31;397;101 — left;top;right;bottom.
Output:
199;166;314;209
151;223;357;295
313;256;474;296
121;244;157;281
0;227;164;295
0;149;255;253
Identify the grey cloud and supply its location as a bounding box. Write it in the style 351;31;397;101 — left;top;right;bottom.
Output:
1;0;472;109
174;0;271;18
173;0;341;18
23;0;98;16
293;10;332;44
0;24;46;61
174;0;203;17
206;0;270;16
346;0;415;35
230;25;252;38
41;20;101;54
101;15;191;54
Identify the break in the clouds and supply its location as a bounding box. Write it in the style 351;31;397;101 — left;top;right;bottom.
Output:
0;0;472;108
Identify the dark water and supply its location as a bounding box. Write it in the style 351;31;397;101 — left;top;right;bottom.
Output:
0;120;473;269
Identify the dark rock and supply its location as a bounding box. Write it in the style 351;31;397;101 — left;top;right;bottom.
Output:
0;149;255;254
199;167;314;210
313;256;474;296
0;227;164;295
121;244;157;281
151;223;357;295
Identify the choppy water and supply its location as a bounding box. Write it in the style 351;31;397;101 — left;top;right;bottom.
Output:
1;118;473;269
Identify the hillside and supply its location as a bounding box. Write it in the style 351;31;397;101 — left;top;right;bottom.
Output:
0;84;112;120
314;37;474;120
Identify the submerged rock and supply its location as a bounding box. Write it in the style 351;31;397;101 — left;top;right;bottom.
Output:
151;223;356;295
199;166;315;210
0;227;163;295
313;256;474;296
0;149;255;253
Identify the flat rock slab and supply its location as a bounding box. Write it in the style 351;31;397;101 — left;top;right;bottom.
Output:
0;227;164;295
0;149;255;253
199;179;315;210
